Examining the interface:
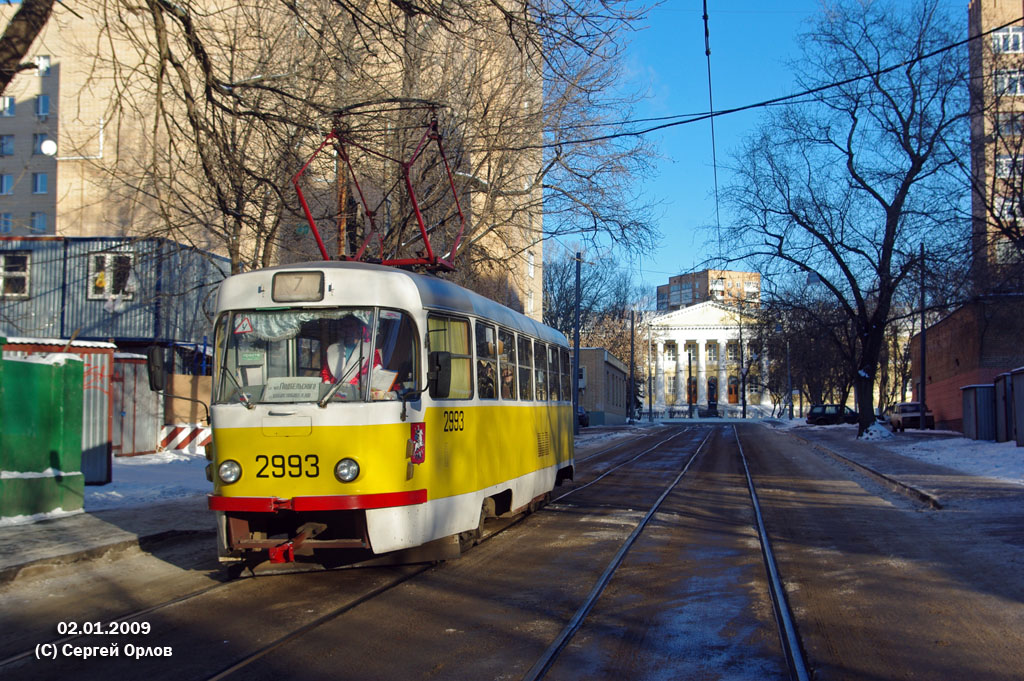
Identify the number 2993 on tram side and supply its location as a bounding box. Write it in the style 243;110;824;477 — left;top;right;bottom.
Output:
205;261;575;568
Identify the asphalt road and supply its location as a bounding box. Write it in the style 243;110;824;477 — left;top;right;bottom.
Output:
3;423;1023;681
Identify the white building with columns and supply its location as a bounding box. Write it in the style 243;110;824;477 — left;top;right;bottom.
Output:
647;301;766;413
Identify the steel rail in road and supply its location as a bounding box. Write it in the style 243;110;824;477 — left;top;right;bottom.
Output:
734;425;811;681
521;428;713;681
552;427;694;503
201;428;699;681
573;425;674;465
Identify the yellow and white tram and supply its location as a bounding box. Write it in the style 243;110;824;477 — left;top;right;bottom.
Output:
204;261;574;566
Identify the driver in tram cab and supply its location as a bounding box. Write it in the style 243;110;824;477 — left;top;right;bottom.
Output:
321;314;380;387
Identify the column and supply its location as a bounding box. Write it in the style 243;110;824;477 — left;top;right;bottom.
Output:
655;341;665;408
696;338;707;405
675;348;685;409
718;339;728;405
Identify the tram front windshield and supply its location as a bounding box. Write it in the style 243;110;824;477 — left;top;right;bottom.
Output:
213;307;418;405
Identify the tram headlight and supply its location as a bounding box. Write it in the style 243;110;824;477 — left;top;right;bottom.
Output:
334;458;360;482
218;460;242;484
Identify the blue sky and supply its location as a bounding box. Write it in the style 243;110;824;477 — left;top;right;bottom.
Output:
614;1;965;294
618;2;825;292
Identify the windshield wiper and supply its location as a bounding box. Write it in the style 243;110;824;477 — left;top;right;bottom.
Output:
220;364;255;409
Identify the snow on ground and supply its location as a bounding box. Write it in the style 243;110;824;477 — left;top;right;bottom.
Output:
85;449;211;511
770;418;1024;486
3;418;1015;526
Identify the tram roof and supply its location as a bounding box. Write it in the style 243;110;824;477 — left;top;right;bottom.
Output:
217;261;567;347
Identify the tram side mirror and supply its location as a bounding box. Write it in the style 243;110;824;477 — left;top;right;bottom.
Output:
146;346;166;392
427;351;451;399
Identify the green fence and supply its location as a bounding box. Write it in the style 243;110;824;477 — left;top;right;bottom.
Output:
0;341;85;519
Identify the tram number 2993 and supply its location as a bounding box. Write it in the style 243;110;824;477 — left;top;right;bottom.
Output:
255;454;320;478
442;410;465;432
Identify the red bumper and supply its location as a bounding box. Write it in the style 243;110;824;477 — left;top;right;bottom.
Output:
209;490;428;512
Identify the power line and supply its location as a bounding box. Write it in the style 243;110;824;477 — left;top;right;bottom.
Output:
702;0;722;261
476;15;1023;154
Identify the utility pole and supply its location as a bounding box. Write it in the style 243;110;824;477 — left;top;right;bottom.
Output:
572;252;581;436
629;310;635;424
787;339;793;420
919;242;928;430
647;317;653;422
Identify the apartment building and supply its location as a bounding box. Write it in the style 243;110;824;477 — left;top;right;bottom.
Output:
655;269;761;312
0;6;546;318
969;0;1024;290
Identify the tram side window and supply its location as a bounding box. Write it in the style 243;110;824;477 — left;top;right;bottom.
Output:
499;327;516;400
547;345;559;401
373;310;418;401
560;348;571;401
518;335;534;401
534;341;548;401
476;321;498;400
427;315;473;399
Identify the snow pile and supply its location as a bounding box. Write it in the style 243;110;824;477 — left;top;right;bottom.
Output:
858;423;895;441
85;449;210;511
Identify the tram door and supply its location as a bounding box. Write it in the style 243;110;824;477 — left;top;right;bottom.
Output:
728;376;739;404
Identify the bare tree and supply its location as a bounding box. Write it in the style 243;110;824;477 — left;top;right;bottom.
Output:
45;0;657;284
0;0;54;94
722;0;968;435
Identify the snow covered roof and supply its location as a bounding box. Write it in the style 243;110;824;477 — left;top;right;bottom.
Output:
2;336;118;349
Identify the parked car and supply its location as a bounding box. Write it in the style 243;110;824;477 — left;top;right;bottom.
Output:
577;405;590;427
806;404;859;425
888;402;935;431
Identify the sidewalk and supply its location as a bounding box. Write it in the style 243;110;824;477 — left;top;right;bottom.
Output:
786;424;1024;508
0;496;213;584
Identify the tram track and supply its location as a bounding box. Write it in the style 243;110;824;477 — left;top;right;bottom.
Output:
1;426;700;681
0;427;689;677
520;424;811;681
196;426;701;681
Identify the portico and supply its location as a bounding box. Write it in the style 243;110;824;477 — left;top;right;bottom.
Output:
648;301;764;413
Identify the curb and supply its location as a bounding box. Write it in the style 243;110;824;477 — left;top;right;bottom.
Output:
0;529;216;587
790;432;943;510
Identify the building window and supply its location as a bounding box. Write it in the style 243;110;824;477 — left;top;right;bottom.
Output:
996;112;1024;136
32;133;49;154
35;94;49;119
994;238;1023;264
995;70;1024;96
31;173;47;194
527;250;535;278
88;251;137;300
706;343;718;363
30;212;46;233
0;174;13;195
0;213;12;233
527;289;534;314
727;343;739;362
0;97;14;116
996;195;1024;221
1;251;29;298
996;155;1021;179
0;135;13;156
35;55;51;76
993;27;1024;53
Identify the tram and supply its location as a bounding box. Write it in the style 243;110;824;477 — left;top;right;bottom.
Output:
199;260;574;567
